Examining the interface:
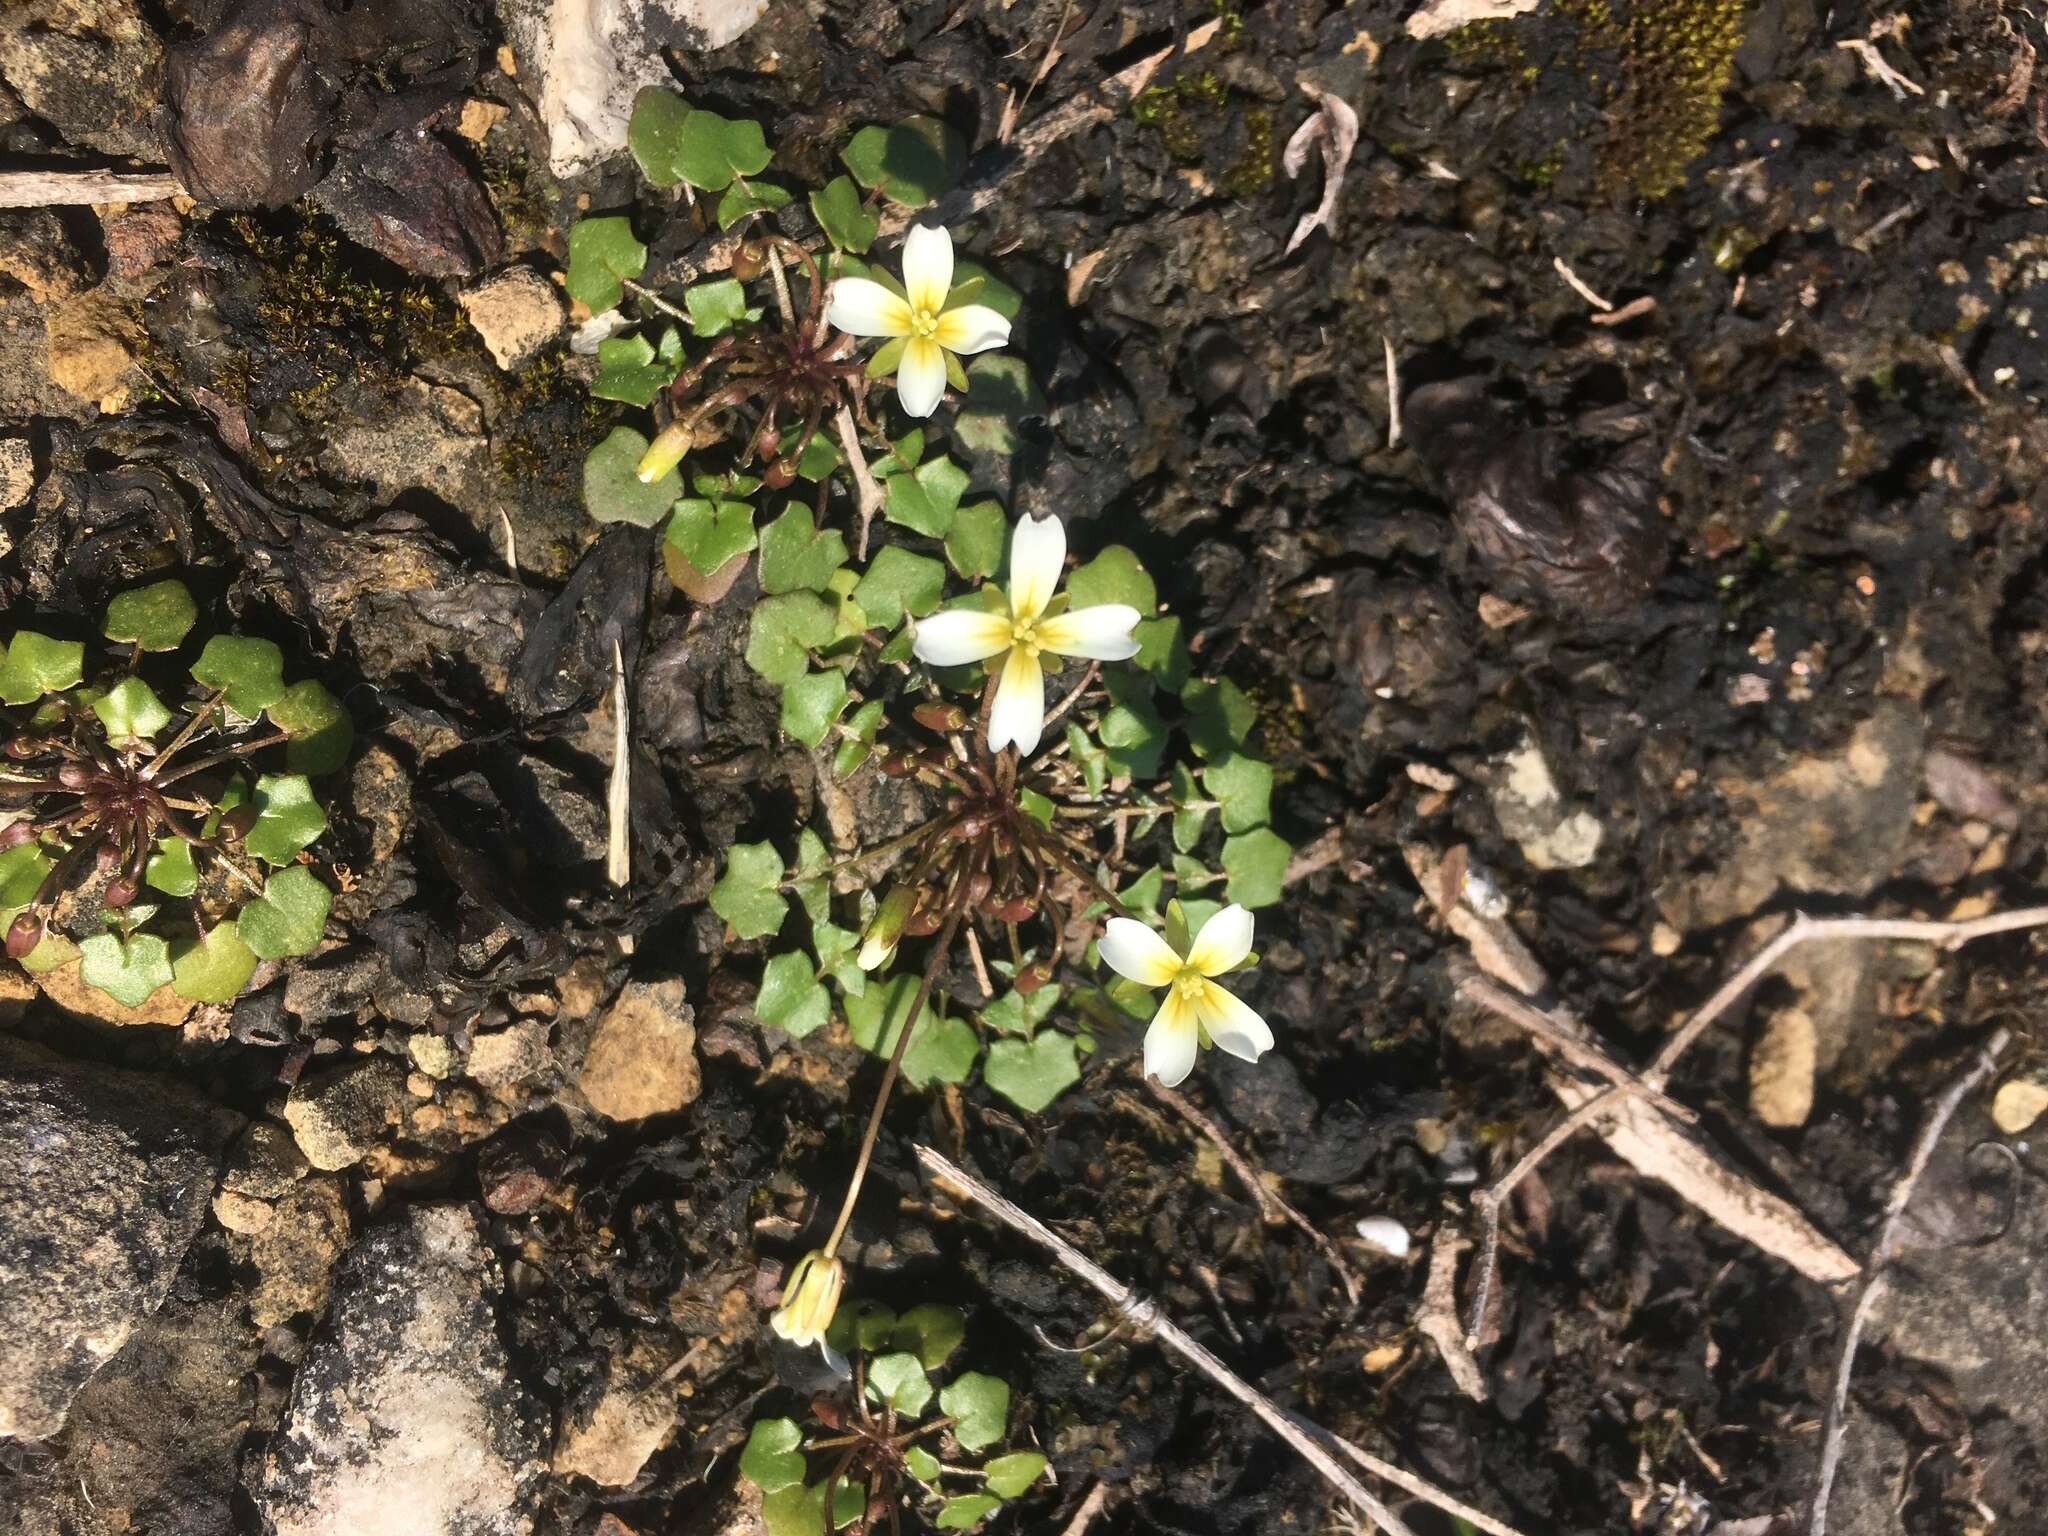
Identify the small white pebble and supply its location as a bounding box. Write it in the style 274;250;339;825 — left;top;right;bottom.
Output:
1353;1217;1411;1259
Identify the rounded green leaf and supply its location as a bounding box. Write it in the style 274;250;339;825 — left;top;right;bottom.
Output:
592;332;682;405
761;1485;823;1536
852;547;946;631
191;635;286;716
565;216;647;311
170;924;259;1003
665;497;757;579
891;1303;966;1370
1182;675;1256;757
244;773;327;865
0;631;85;705
826;1299;899;1356
865;1351;933;1417
883;454;969;538
1202;754;1274;834
944;500;1007;580
756;950;829;1036
745;593;836;685
92;677;171;742
739;1417;808;1493
236;865;332;958
717;178;791;229
684;277;757;337
935;1495;1003;1529
78;932;175;1008
984;1033;1081;1114
983;1452;1049;1499
1221;828;1291;909
758;506;850;595
845;976;977;1087
103;579;198;651
841;117;967;208
584;427;682;527
938;1372;1009;1452
267;680;354;776
667;109;773;191
903;1446;943;1485
810;175;879;253
1064;546;1156;616
0;842;53;909
710;841;788;940
145;836;198;897
627;87;693;187
780;668;849;749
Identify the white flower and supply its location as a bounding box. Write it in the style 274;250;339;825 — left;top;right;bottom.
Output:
769;1248;845;1350
1099;904;1275;1088
825;225;1011;417
911;513;1140;756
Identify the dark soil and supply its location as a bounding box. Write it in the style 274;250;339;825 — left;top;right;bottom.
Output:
5;2;2048;1535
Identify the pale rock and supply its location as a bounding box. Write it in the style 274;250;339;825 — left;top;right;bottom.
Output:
552;1337;680;1486
247;1176;352;1329
1405;0;1541;41
43;289;145;410
34;951;196;1027
0;0;163;159
283;1057;407;1170
579;976;699;1121
469;1019;553;1090
213;1188;277;1234
1353;1216;1411;1258
1991;1077;2048;1135
460;266;565;368
1489;736;1603;871
403;1027;453;1084
320;378;488;508
1748;1008;1817;1128
0;437;31;510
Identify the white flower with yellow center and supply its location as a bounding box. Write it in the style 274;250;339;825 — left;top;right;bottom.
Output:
1099;904;1275;1088
911;513;1140;756
825;224;1011;418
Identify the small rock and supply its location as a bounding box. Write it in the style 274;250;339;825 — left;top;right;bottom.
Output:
282;1057;406;1170
1489;736;1603;871
1353;1216;1411;1258
162;0;334;209
0;1037;240;1439
213;1188;277;1234
469;1019;552;1090
249;1204;547;1536
579;977;700;1122
0;0;164;159
44;289;146;411
1748;1007;1817;1128
0;436;35;510
478;1130;564;1216
320;376;488;507
223;1120;311;1200
457;97;509;142
102;203;186;282
247;1176;352;1328
552;1336;680;1486
1991;1077;2048;1135
0;208;91;301
460;266;564;369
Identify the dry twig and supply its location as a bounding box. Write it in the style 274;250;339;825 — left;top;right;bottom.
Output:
0;168;182;207
1806;1027;2012;1536
1416;1228;1488;1400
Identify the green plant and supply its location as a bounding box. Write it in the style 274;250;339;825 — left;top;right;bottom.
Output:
741;1303;1048;1536
0;581;349;1005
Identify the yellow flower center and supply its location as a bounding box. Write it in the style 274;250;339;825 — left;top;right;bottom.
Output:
910;305;942;339
1171;967;1206;1001
1010;615;1042;658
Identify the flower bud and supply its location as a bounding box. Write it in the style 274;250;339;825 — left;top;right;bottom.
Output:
0;821;35;851
768;1248;844;1350
880;753;917;778
986;892;1037;923
857;885;916;971
57;763;91;789
104;878;138;909
1014;959;1053;995
912;702;969;733
634;419;692;484
761;455;798;489
6;912;43;960
4;737;36;760
731;240;768;282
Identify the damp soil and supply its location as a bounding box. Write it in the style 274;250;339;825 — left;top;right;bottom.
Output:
4;2;2048;1535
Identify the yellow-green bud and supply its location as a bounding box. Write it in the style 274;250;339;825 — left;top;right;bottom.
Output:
769;1248;844;1349
857;886;916;971
635;420;691;483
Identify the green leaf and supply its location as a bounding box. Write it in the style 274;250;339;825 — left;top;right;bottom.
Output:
756;950;830;1036
267;681;353;775
740;1418;808;1493
936;1495;1002;1530
833;698;885;777
871;429;925;478
781;668;849;748
1098;675;1168;779
761;1485;823;1536
91;677;170;742
840;117;967;208
628;87;692;184
985;1033;1081;1113
938;1372;1010;1452
565;216;647;311
711;841;789;940
1017;785;1055;831
667;109;773;191
170;924;258;1003
890;1303;967;1369
825;1298;899;1355
1171;762;1210;852
1183;676;1256;758
746;594;837;684
758;505;850;594
1119;866;1166;916
190;635;286;716
0;841;52;909
0;631;84;705
718;178;792;229
592;332;682;405
810;175;879;252
846;975;978;1086
795;428;842;481
1222;828;1291;909
943;500;1007;580
78;932;174;1008
865;1352;933;1417
955;356;1046;457
685;277;759;337
1203;754;1274;834
584;427;682;527
1065;546;1156;616
145;837;197;897
791;828;831;924
244;773;327;865
984;1452;1050;1499
830;1481;866;1530
103;579;197;651
236;865;332;958
665;496;756;575
1132;615;1190;692
883;454;970;538
980;986;1058;1037
904;1446;943;1485
852;547;947;630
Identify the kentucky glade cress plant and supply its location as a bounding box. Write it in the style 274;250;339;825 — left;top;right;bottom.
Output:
0;579;349;1007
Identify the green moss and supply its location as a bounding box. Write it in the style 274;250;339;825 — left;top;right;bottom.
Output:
1221;109;1275;196
1133;72;1229;161
1566;0;1749;198
1445;18;1528;67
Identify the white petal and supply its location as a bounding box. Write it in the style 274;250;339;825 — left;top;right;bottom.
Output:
826;277;913;338
1186;903;1254;977
1142;991;1200;1087
895;336;947;418
856;931;896;970
911;608;1014;667
1098;917;1185;987
1006;513;1066;623
1034;603;1141;662
931;303;1011;356
1190;978;1274;1064
901;223;954;316
985;644;1044;755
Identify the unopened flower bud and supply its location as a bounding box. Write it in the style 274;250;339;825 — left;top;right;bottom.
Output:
880;753;917;778
104;878;138;908
0;821;34;851
912;702;969;733
761;455;798;489
57;763;91;789
987;892;1037;923
6;912;43;959
769;1248;844;1350
731;240;768;282
1014;959;1054;995
635;419;691;484
858;885;916;971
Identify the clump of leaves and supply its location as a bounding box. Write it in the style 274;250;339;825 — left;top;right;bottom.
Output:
714;533;1290;1114
0;581;350;1006
741;1303;1048;1536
